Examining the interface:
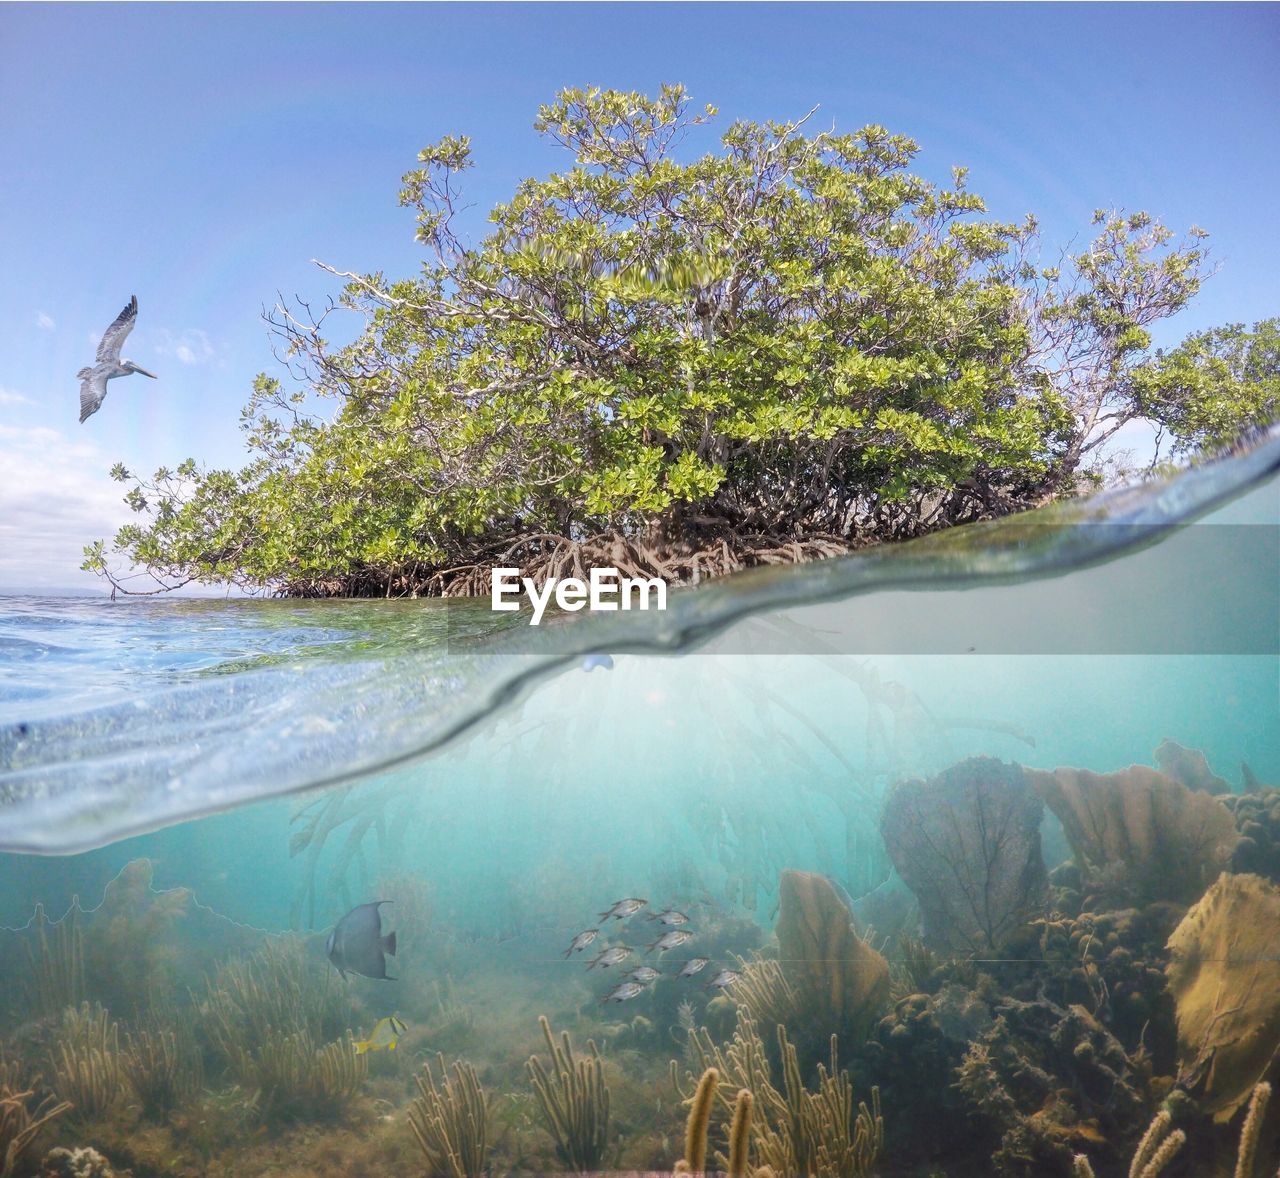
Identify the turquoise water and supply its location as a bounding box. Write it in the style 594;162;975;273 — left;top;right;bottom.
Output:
1;441;1277;1176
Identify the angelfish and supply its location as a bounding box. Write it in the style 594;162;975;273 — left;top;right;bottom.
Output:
327;901;398;981
354;1014;407;1054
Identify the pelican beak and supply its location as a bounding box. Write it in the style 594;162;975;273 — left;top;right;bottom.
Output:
133;365;158;379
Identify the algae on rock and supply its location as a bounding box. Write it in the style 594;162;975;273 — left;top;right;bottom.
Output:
954;993;1148;1176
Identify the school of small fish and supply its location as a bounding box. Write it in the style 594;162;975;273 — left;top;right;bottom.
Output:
562;896;743;1005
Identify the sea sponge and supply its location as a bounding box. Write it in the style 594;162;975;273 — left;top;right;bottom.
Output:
1166;872;1280;1122
1024;764;1237;905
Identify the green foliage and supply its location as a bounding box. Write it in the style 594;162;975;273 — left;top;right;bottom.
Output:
1132;318;1279;456
82;86;1267;596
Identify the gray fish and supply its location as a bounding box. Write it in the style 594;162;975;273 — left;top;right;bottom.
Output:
626;966;661;984
599;897;647;922
704;968;741;990
564;929;599;958
646;908;690;926
327;901;397;981
677;957;710;978
601;981;646;1003
646;929;694;954
587;945;633;970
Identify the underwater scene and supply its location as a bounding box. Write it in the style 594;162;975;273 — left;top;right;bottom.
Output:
1;444;1278;1178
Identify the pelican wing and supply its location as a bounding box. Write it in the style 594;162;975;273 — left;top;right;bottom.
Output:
79;371;108;423
95;295;138;363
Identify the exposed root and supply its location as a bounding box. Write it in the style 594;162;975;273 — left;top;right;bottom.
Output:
278;529;860;599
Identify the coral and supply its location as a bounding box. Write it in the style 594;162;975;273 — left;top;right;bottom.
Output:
1025;764;1238;905
1153;739;1230;793
732;872;889;1071
202;940;366;1121
1166;873;1280;1123
525;1015;611;1172
1236;1081;1271;1178
202;937;358;1069
407;1054;488;1178
892;933;941;999
678;1066;718;1174
727;1087;752;1178
856;989;982;1167
882;757;1048;955
954;995;1147;1176
729;959;800;1040
79;860;189;1017
421;977;476;1054
674;1010;883;1178
1031;905;1181;1070
38;1146;127;1177
120;1025;200;1120
221;1028;365;1122
1222;786;1280;885
1075;1081;1280;1178
2;1054;72;1178
775;871;890;1042
49;1004;125;1123
22;904;84;1020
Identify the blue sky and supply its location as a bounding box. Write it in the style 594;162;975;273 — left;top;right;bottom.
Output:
1;2;1276;589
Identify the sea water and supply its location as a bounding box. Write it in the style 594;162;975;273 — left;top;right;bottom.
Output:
0;440;1276;1176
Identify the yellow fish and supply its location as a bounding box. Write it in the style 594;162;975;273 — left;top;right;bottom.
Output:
353;1014;407;1055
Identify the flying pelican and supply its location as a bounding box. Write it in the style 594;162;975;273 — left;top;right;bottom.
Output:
77;295;156;423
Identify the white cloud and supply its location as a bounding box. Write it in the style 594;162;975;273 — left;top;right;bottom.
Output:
0;424;134;589
0;387;34;407
36;311;55;331
153;328;216;367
